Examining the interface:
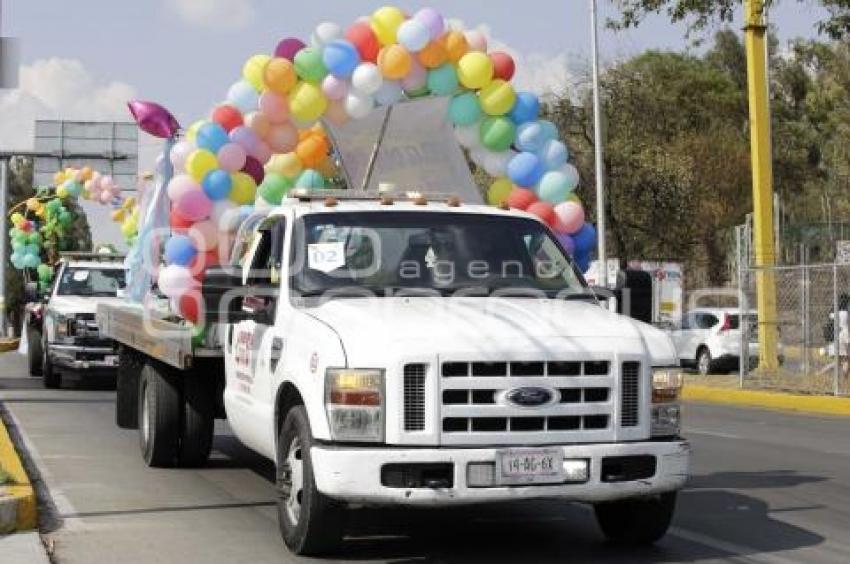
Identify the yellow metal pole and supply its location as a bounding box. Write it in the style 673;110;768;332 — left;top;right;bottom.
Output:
744;0;779;370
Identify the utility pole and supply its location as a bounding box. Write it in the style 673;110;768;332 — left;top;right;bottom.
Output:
590;0;607;287
0;158;7;336
744;0;779;369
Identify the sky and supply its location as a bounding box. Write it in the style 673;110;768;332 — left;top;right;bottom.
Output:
0;0;832;245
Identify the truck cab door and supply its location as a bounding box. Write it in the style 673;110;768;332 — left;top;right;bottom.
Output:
224;217;286;459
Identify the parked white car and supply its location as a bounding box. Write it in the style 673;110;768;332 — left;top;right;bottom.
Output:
669;308;758;375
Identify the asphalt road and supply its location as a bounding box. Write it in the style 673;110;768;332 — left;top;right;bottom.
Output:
2;352;850;563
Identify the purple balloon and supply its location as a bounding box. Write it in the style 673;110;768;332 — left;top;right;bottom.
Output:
275;37;306;61
241;156;265;185
127;100;180;139
556;233;576;256
229;125;260;155
414;8;445;40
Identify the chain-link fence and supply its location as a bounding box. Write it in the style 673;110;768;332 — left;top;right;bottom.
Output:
739;263;850;396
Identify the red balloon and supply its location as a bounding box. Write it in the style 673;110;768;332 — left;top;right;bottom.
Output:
490;52;516;81
179;291;204;324
211;104;244;132
506;187;537;210
189;249;221;280
169;208;194;232
346;22;380;63
527;201;556;227
241;156;265;185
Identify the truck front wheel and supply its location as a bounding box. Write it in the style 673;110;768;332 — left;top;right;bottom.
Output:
277;406;345;555
27;326;43;376
138;362;181;467
42;339;61;389
594;492;677;545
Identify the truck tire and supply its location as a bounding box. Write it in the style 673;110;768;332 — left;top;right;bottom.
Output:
277;405;345;555
116;347;142;429
42;338;61;389
138;361;181;467
594;492;677;545
28;326;43;376
177;371;214;467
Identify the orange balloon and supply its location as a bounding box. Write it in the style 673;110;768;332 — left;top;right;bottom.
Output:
378;44;412;80
263;57;297;95
418;39;448;69
244;112;271;139
296;135;329;168
442;31;469;63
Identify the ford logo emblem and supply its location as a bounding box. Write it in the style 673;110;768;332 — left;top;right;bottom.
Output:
506;387;554;407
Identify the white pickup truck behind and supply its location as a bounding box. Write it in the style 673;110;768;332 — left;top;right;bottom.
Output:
99;190;690;555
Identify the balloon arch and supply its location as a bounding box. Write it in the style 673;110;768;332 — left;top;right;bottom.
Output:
129;6;598;323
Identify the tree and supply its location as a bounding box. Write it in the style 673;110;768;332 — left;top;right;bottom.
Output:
610;0;850;41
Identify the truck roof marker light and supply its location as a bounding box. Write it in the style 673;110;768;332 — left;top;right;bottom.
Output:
498;201;510;211
380;195;394;206
447;196;462;207
324;197;338;208
412;195;428;206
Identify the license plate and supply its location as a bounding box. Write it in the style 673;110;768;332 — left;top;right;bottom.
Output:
496;448;564;485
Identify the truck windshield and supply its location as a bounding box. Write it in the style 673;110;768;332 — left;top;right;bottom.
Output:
291;211;589;299
56;267;126;297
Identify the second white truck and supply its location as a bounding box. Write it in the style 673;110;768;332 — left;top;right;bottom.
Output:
99;189;690;555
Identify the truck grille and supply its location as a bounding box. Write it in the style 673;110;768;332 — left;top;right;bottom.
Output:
439;359;618;445
620;362;640;427
403;363;427;431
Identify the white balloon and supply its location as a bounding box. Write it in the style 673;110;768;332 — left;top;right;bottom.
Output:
345;91;374;119
311;21;343;48
351;63;383;95
465;29;488;52
157;265;196;299
454;122;481;149
374;80;404;106
558;163;581;190
397;19;430;52
211;200;238;230
483;150;515;177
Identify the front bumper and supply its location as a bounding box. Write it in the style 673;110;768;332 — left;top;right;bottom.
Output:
312;439;690;506
48;343;118;371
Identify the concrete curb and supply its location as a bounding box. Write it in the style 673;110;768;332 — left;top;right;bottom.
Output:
684;384;850;417
0;414;37;533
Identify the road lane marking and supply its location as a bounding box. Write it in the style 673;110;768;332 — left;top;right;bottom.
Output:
686;428;743;440
670;527;804;564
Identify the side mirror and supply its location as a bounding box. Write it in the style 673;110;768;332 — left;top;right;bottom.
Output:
201;266;275;324
24;281;39;304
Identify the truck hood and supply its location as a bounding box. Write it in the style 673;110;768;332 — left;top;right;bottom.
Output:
303;297;677;366
49;295;126;316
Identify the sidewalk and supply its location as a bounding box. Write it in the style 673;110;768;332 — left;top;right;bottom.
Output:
0;532;50;564
684;374;850;417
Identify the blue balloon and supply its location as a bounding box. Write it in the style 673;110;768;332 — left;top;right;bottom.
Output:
515;121;547;153
164;234;198;266
427;64;459;97
574;250;591;273
10;252;24;269
507;152;545;188
196;122;230;153
296;169;325;189
323;40;360;78
227;80;259;114
25;243;40;257
572;223;597;254
23;253;40;268
448;92;482;126
536;171;572;204
508;92;540;124
202;169;234;201
539;119;559;142
538;139;568;170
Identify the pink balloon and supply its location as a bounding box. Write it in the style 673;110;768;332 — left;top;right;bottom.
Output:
101;176;116;191
229;126;260;156
99;190;112;204
322;75;349;101
244;112;271;138
175;189;212;222
128;100;180;139
253;141;273;164
188;220;219;252
324;99;350;126
266;123;298;153
553;201;585;234
259;92;290;124
167;174;201;202
217;143;247;172
401;59;427;92
170;140;195;171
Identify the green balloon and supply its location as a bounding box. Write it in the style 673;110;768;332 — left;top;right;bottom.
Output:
37;263;53;282
28;232;41;245
191;323;207;347
13;232;27;245
294;47;328;83
480;116;516;152
258;173;293;205
59;211;73;226
46;199;61;212
427;64;459;97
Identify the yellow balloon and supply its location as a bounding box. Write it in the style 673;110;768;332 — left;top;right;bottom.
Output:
53;171;66;187
316;156;338;178
229;172;257;205
266;152;303;178
122;196;136;210
121;218;137;238
487;177;513;206
186;120;206;142
186;149;219;182
457;52;493;90
243;54;271;91
111;209;126;222
479;79;516;116
80;166;93;181
371;6;406;45
288;81;328;122
25;197;40;211
57;186;69;199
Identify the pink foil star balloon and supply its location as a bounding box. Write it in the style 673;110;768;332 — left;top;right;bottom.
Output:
127;100;180;139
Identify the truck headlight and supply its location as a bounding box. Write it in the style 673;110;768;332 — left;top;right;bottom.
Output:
651;368;683;437
55;314;71;339
325;368;384;442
